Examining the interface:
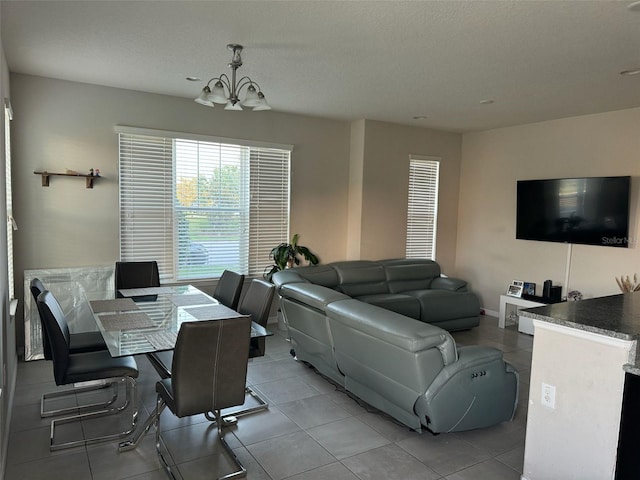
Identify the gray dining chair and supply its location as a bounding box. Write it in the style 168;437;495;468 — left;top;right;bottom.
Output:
148;270;245;378
37;290;139;450
31;279;118;418
123;317;252;480
150;279;274;418
239;279;275;358
213;270;245;310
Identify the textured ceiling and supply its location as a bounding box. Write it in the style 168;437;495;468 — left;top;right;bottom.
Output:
2;0;640;132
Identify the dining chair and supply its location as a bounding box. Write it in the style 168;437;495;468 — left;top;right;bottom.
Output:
238;279;275;358
213;270;245;310
123;317;252;480
31;278;108;360
115;260;160;297
37;290;139;450
31;278;117;418
147;270;245;378
148;279;274;421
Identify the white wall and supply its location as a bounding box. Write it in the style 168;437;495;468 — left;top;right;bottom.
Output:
354;120;462;274
457;108;640;312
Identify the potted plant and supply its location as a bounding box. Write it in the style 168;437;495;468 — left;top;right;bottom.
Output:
264;233;319;282
264;234;319;331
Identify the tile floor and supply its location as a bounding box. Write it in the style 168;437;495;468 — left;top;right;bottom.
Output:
4;315;532;480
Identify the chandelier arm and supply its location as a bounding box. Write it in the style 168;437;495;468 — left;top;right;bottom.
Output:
216;74;232;91
235;77;256;94
205;75;228;89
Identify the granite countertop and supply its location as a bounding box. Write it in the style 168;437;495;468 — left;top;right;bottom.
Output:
521;291;640;374
520;291;640;341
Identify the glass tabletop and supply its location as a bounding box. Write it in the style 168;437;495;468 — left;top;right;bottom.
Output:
87;285;269;357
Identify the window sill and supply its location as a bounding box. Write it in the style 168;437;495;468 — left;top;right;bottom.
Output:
9;298;18;321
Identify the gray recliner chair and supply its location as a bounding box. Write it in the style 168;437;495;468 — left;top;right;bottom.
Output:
327;300;519;433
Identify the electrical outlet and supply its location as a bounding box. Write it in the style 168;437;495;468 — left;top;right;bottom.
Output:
542;383;556;409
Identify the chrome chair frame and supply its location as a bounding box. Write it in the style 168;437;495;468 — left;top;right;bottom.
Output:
50;376;138;451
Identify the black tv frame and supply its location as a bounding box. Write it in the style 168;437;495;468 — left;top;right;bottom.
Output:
516;176;631;248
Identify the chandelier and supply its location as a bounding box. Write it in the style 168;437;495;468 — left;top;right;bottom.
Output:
194;44;271;111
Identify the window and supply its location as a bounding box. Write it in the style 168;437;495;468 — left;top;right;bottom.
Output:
117;127;291;282
5;99;15;299
406;155;440;260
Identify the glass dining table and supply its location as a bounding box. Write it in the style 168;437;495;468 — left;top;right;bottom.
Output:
87;284;270;358
82;284;272;452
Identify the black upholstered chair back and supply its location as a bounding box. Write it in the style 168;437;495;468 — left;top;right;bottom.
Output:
30;278;52;360
36;291;72;385
238;279;275;358
115;261;160;297
169;317;251;418
213;270;245;310
238;279;275;327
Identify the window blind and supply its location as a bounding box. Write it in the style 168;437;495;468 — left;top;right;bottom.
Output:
248;148;291;277
118;128;291;282
406;155;440;260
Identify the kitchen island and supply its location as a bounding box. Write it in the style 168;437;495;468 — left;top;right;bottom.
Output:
519;292;640;480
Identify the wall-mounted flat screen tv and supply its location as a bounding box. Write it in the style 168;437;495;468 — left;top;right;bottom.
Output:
516;176;631;248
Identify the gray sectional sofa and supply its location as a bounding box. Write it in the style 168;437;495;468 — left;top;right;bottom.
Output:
272;259;519;434
274;258;480;331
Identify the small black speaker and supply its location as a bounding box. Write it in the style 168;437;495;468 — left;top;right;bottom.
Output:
543;280;552;298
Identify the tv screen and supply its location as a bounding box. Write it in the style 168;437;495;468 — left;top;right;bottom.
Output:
516;176;631;248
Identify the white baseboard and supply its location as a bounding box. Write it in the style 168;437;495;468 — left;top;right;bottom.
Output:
483;308;499;318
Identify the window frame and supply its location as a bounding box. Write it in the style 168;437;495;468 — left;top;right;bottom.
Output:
5;98;15;299
406;155;440;260
116;126;292;282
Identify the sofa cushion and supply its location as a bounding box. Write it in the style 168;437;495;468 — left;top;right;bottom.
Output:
332;261;389;296
407;289;480;324
280;283;350;312
381;259;441;293
326;299;457;364
431;276;467;292
356;293;421;319
294;264;340;288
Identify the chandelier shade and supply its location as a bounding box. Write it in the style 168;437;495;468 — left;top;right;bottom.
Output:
194;44;271;111
194;86;214;106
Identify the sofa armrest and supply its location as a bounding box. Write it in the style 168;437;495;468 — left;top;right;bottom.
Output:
272;270;308;289
430;276;467;292
280;283;350;312
415;345;519;433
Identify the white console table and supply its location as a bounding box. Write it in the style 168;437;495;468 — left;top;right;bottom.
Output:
498;294;545;334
